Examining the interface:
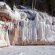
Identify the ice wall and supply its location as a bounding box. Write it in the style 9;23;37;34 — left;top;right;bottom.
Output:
0;2;55;45
16;9;55;44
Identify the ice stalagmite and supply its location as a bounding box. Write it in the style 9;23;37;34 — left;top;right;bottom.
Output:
0;21;10;46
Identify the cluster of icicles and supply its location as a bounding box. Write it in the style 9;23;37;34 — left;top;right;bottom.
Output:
13;7;55;44
0;2;55;45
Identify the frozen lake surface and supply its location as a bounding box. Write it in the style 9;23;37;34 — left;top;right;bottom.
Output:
0;46;55;55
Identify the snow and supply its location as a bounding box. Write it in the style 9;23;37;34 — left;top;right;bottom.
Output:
0;2;5;6
0;46;55;55
0;2;11;11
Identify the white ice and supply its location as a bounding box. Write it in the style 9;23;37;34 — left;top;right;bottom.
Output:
0;46;55;55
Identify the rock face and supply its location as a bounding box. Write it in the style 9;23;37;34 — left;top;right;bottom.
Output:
0;2;12;47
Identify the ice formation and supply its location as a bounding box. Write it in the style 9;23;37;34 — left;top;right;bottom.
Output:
0;2;55;45
18;9;55;44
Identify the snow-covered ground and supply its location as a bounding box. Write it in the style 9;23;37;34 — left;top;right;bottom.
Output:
0;46;55;55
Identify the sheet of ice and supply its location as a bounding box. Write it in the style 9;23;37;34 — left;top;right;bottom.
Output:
0;46;55;55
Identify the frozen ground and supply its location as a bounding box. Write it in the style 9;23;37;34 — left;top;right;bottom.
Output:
0;46;55;55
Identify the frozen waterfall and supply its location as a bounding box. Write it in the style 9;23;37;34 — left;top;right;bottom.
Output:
0;2;55;45
15;8;55;44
